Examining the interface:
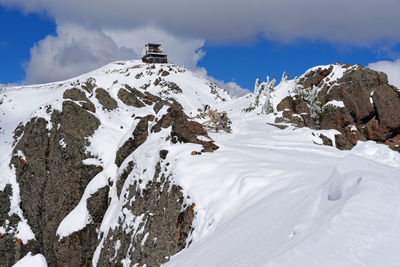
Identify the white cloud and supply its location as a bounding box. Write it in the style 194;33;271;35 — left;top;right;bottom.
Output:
368;59;400;89
1;0;400;45
25;24;136;84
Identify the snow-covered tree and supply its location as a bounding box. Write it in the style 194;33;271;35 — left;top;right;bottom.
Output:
247;76;275;114
280;71;289;83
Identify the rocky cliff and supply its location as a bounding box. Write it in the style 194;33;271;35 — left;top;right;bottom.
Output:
253;63;400;151
0;61;230;266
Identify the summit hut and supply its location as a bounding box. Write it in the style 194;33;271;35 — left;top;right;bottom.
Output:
142;43;168;64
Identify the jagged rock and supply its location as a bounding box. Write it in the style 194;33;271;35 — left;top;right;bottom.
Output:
276;96;315;128
0;184;20;266
161;70;170;76
159;149;169;160
81;78;97;94
115;114;155;167
95;88;118;111
371;85;400;140
1;61;229;266
385;134;400;151
117;88;145;108
153;100;170;114
97;161;195;267
63;88;96;113
299;65;333;88
8;100;103;266
319;134;333;146
276;96;294;112
275;64;400;151
152;104;218;152
53;224;99;266
319;105;353;131
116;161;134;198
87;186;110;224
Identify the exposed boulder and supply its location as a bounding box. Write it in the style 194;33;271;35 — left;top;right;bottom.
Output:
152;104;219;152
95;88;118;111
63;88;96;113
117;87;146;108
274;64;400;150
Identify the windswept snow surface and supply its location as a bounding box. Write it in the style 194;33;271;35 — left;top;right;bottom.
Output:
165;97;400;267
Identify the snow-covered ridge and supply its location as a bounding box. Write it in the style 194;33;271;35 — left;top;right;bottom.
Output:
0;59;232;266
2;60;400;267
246;63;361;115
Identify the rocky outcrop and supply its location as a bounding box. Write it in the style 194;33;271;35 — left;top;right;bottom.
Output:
0;61;227;266
274;64;400;150
1;73;220;266
8;99;103;266
151;104;219;152
96;90;218;266
95;88;118;111
117;85;146;108
97;156;195;267
0;184;20;266
115;114;155;167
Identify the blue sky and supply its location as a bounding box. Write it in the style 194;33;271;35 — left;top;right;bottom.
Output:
0;7;55;83
0;2;399;92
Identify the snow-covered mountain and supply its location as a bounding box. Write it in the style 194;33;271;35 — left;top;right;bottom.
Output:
1;60;400;267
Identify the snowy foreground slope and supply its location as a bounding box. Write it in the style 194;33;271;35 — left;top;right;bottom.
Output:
1;61;400;266
167;103;400;267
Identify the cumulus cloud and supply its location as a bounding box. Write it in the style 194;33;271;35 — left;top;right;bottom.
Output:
368;59;400;89
25;24;136;84
1;0;400;45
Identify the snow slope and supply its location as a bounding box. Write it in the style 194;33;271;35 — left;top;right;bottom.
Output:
2;61;400;266
164;78;400;266
167;124;400;266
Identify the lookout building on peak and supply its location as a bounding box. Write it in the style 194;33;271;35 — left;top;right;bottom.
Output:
142;43;168;64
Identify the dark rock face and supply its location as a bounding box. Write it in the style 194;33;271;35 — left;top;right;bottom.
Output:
0;184;20;266
152;104;219;152
117;87;146;108
115;114;155;167
63;88;96;113
2;69;220;266
96;88;118;111
97;159;195;267
116;94;218;169
276;96;316;129
275;64;400;150
5;100;105;266
97;93;218;266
